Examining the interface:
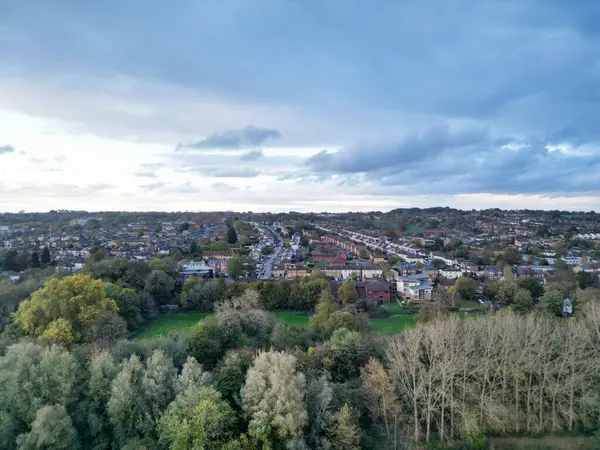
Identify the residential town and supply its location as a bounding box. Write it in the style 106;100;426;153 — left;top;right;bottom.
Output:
3;208;600;316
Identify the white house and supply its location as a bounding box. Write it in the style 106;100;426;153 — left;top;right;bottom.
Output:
440;268;463;279
397;274;433;300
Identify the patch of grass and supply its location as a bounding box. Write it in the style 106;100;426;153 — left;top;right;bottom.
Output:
274;312;311;329
137;312;209;339
371;315;417;335
404;223;425;235
386;301;403;314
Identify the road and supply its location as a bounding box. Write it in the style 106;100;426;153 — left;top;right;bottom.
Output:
260;228;284;279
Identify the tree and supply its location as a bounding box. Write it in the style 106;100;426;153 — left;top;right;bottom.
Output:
454;277;477;301
432;258;448;269
16;405;79;450
185;317;224;369
497;280;520;306
0;343;80;443
226;227;238;244
108;351;176;446
158;386;238;450
338;280;357;305
361;358;403;447
41;247;51;265
331;404;360;450
14;274;118;344
502;247;522;266
216;350;252;405
242;351;307;447
513;289;533;314
306;375;335;450
176;357;211;394
104;283;142;330
85;351;119;450
503;264;514;281
144;270;175;306
227;255;254;280
516;277;544;300
30;252;40;268
82;311;128;349
542;286;565;316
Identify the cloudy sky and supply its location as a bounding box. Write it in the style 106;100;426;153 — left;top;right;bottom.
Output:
1;1;600;212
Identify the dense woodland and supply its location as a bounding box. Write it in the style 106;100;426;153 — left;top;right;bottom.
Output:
2;254;600;449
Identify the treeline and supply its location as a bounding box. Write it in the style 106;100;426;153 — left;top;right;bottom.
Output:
3;270;600;448
388;307;600;443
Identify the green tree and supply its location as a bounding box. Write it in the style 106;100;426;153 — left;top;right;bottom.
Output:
226;227;238;244
85;351;119;450
104;283;142;330
306;375;335;450
331;404;360;450
41;247;51;265
185;316;224;369
338;280;357;305
30;252;40;268
0;343;80;441
542;286;565;316
242;351;307;448
497;280;520;306
13;274;118;344
502;247;522;266
144;270;175;306
216;350;252;406
516;277;544;300
454;276;477;301
310;295;338;335
513;288;533;314
176;357;211;394
16;405;79;450
158;386;237;450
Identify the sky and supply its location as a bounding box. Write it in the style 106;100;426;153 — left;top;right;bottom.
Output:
1;0;600;213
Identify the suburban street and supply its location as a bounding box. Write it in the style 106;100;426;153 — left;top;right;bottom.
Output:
259;227;284;279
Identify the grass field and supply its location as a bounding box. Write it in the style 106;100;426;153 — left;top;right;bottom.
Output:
404;223;425;235
137;303;420;339
274;312;311;328
371;314;417;334
137;312;209;339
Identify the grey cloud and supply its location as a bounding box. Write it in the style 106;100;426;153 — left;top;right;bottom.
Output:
134;171;157;178
211;182;239;191
182;166;260;178
185;126;281;150
140;182;167;190
302;126;600;195
54;155;66;162
240;149;264;161
0;145;15;155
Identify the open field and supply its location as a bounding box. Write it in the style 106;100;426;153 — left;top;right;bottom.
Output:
136;303;419;339
137;312;209;339
273;311;311;328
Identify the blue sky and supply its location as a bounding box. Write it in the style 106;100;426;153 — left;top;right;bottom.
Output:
1;0;600;212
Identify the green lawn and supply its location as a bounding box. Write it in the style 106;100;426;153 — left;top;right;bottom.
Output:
404;223;425;235
274;312;311;329
137;312;209;339
371;315;417;334
137;308;418;339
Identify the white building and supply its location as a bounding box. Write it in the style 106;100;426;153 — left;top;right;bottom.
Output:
397;274;433;300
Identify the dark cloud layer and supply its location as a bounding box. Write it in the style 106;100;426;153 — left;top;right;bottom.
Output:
303;126;600;195
2;1;600;200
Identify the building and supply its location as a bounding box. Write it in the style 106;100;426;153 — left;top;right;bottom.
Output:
356;281;393;304
397;274;433;300
206;259;229;275
179;261;213;279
